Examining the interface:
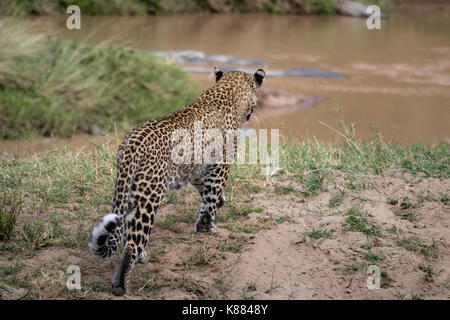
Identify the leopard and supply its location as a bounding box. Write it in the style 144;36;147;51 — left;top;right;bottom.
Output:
88;67;265;296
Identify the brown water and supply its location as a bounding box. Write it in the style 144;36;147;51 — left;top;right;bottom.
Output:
22;11;450;145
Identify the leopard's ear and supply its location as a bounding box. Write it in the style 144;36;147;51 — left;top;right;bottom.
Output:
254;69;265;88
213;67;223;83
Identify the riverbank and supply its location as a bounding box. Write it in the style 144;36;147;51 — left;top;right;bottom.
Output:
1;0;389;16
3;9;450;143
0;20;199;139
0;133;448;299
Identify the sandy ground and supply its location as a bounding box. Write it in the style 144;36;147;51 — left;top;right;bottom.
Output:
220;175;449;299
1;171;449;300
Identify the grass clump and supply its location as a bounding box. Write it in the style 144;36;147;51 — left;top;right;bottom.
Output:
393;207;417;222
438;192;449;205
328;190;345;208
182;246;215;267
387;197;419;222
333;263;365;276
380;270;393;288
396;236;444;259
0;263;27;289
417;264;437;282
304;228;332;242
364;251;384;263
22;220;52;250
216;204;262;223
217;236;247;253
157;213;196;232
342;207;382;237
0;20;200;139
0;193;22;243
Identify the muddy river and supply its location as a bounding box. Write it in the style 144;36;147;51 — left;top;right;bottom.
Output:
15;9;450;148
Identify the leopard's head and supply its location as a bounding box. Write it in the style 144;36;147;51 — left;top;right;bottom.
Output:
213;67;265;123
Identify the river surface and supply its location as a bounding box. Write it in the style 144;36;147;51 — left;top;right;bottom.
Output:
21;10;450;146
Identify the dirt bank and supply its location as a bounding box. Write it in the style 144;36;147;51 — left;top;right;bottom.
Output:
1;167;448;300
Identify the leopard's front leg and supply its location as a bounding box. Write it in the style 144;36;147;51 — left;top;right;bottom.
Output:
195;164;229;233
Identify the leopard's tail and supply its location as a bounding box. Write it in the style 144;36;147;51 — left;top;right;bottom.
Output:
88;213;122;258
89;141;139;258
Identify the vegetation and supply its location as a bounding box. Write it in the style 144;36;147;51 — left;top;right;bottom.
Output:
0;20;200;139
0;193;21;243
0;132;448;298
342;206;382;237
0;135;447;249
0;0;390;16
304;228;333;241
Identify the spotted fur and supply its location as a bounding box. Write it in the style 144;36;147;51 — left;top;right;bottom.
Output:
89;68;265;296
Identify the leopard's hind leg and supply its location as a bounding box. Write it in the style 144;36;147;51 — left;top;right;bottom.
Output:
111;167;167;296
195;164;229;233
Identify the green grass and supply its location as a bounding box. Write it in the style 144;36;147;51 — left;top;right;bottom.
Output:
274;184;299;196
216;204;262;223
0;192;22;243
165;190;178;205
342;206;382;237
182;247;216;267
416;191;449;205
328;190;345;208
231;125;448;204
304;228;332;242
0;132;448;254
0;0;385;16
0;134;448;299
302;0;337;14
22;219;52;250
417;263;437;282
387;197;422;222
0;20;200;139
439;192;449;205
157;213;196;232
217;235;247;253
281;135;449;180
241;281;257;300
364;251;384;263
0;263;27;289
396;236;444;260
411;293;424;300
274;215;291;224
394;207;418;222
333;263;365;276
0;0;148;15
84;281;111;293
229;127;448;210
380;270;393;288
